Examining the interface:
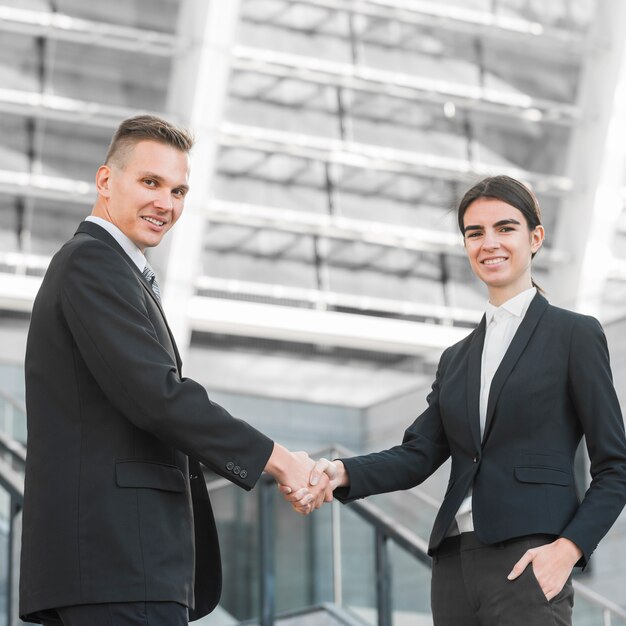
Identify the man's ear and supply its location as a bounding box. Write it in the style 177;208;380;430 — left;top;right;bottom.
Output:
95;165;112;197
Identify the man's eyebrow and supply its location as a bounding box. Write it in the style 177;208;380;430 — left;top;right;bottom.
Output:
463;218;521;234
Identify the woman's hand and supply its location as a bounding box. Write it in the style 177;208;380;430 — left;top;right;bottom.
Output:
507;537;582;600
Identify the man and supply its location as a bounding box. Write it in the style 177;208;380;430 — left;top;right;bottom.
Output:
20;115;326;626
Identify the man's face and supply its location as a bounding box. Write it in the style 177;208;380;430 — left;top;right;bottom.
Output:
95;140;190;251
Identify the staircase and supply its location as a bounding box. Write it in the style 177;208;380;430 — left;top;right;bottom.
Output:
1;389;626;626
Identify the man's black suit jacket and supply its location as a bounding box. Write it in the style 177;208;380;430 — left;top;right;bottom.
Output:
20;221;275;622
338;293;626;565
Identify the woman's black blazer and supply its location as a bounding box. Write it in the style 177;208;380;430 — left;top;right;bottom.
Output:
338;293;626;565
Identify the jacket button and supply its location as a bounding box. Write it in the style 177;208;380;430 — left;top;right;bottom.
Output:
233;465;241;475
226;461;235;471
240;470;248;479
473;456;479;463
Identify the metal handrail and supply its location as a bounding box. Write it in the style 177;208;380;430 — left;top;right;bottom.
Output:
0;388;26;416
0;388;27;470
0;431;26;469
572;580;626;621
0;451;25;626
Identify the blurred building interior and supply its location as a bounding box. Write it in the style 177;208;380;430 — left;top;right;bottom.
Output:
1;0;626;624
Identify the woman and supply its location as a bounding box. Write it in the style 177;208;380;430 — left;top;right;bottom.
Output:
284;175;626;626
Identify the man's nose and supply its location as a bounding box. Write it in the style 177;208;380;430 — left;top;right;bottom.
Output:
153;191;173;210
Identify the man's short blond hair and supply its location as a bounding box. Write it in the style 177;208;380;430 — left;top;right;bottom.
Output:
105;115;194;168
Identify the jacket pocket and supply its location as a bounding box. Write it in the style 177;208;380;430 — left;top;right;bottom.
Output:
115;460;186;492
514;466;571;486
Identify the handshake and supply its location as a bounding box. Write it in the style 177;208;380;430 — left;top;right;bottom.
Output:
264;444;348;514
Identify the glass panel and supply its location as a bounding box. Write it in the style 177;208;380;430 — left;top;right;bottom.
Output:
370;491;437;544
0;364;27;444
389;540;432;626
340;505;377;626
274;493;334;613
0;488;10;626
572;594;607;626
209;484;261;623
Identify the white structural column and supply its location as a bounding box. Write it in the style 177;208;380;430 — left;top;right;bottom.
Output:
155;0;242;358
549;0;626;315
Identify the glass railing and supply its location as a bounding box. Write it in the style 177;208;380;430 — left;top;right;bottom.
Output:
1;438;626;626
207;445;626;626
573;582;626;626
0;444;25;626
0;386;27;626
0;389;26;447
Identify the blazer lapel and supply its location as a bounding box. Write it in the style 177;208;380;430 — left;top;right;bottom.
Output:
482;293;549;441
466;317;486;453
75;221;184;373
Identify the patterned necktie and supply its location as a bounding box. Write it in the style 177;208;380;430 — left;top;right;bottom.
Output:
142;264;161;303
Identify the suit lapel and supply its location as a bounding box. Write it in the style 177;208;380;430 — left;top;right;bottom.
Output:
482;293;549;441
466;317;486;453
75;221;184;373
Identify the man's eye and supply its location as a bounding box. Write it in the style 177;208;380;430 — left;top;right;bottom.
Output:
144;179;156;187
466;232;481;238
173;189;186;198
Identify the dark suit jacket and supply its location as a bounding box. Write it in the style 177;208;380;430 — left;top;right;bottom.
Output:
337;293;626;565
20;221;275;622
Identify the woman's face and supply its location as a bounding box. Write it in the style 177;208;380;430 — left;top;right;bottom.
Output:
462;198;544;303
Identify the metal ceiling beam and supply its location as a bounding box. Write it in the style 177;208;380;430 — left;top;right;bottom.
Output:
205;199;567;265
0;5;181;56
251;0;586;56
0;88;137;128
196;275;482;326
0;169;93;203
188;295;471;356
0;268;470;355
0;170;567;267
0;273;41;312
0;251;49;273
219;122;573;195
207;199;462;253
0;252;481;325
231;46;579;125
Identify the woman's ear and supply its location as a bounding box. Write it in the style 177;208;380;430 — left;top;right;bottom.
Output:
531;224;545;254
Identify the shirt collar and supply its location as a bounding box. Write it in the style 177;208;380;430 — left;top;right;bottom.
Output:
485;287;537;325
85;216;146;272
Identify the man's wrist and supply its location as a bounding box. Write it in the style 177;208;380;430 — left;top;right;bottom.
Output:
264;443;290;481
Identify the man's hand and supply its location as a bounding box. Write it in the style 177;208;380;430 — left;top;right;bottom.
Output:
264;444;331;514
279;457;348;512
507;537;582;600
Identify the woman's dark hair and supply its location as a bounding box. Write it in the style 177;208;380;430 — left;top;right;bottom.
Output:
457;175;544;291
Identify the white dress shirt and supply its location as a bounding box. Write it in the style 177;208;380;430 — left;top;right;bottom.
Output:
85;216;146;272
453;287;537;534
